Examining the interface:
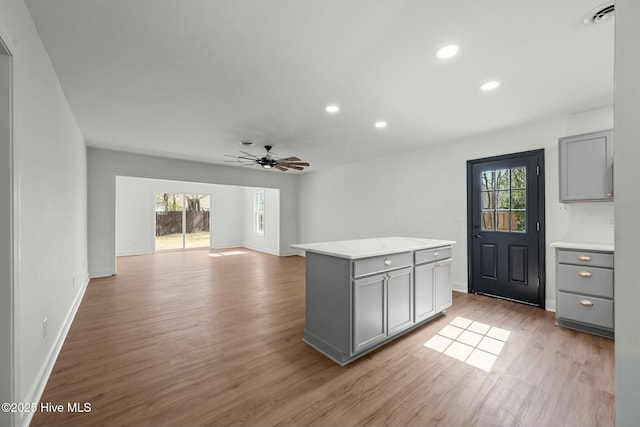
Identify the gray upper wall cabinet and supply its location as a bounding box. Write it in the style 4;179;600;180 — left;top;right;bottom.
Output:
559;129;614;202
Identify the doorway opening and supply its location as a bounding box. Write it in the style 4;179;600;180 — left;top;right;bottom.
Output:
467;150;546;308
155;193;211;250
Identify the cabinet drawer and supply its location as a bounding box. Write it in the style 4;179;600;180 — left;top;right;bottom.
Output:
557;292;613;330
353;252;411;278
557;264;613;298
557;250;613;268
415;246;452;265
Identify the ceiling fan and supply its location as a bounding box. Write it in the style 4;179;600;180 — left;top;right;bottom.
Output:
225;145;310;171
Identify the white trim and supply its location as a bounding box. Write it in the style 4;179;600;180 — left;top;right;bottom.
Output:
452;281;468;293
20;277;90;427
242;244;280;256
89;268;115;279
0;26;16;427
210;242;244;250
116;249;154;257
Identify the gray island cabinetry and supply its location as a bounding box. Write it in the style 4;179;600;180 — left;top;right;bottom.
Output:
291;237;455;365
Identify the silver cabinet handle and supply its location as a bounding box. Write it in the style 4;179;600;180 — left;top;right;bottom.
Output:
578;255;592;262
434;251;439;257
578;271;592;278
384;259;392;266
580;299;594;307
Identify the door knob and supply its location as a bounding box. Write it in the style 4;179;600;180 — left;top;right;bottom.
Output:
472;233;483;238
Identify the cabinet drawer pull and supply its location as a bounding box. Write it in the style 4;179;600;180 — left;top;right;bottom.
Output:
578;271;592;278
434;251;439;257
384;259;392;266
577;255;592;262
579;299;594;307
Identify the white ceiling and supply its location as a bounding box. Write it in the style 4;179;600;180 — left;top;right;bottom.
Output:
24;0;614;171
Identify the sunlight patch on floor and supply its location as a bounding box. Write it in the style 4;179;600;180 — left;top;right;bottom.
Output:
424;316;511;372
208;250;247;257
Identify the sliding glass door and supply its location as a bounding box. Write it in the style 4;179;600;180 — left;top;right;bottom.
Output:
155;193;210;250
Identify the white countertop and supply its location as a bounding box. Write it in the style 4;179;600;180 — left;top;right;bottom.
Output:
550;241;614;252
291;237;456;259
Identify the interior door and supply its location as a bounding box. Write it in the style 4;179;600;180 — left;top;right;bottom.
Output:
467;150;545;307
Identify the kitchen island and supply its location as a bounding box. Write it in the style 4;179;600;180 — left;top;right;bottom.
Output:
292;237;455;365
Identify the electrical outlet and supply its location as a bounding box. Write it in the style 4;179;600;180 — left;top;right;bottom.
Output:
43;318;48;338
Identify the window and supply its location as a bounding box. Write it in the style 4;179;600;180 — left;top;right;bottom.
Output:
254;190;265;235
480;167;526;232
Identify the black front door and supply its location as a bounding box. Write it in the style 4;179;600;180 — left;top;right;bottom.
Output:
467;150;545;308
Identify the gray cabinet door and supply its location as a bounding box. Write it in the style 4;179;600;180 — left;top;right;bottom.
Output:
387;267;414;336
559;129;613;201
353;274;386;354
434;259;453;312
414;263;436;322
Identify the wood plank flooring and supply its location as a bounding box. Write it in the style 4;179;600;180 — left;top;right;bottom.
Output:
30;249;614;427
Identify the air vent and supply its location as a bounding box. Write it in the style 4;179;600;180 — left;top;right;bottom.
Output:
585;1;615;24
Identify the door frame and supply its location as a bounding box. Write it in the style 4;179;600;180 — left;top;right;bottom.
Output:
466;149;546;308
0;27;16;427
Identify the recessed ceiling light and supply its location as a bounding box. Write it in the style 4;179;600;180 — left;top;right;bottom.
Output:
375;121;388;128
480;81;501;91
436;44;459;59
239;141;256;147
325;105;340;113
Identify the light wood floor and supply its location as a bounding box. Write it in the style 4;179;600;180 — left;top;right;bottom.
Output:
31;249;614;427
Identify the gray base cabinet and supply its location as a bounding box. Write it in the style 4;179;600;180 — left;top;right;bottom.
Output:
555;248;614;338
303;246;453;365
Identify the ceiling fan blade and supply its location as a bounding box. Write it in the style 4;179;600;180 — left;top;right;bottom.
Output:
280;156;301;162
239;151;260;158
285;165;304;171
275;165;288;171
279;161;310;167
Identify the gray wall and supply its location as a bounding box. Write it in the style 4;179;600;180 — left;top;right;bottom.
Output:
298;107;614;310
1;2;89;427
614;0;640;424
88;147;299;277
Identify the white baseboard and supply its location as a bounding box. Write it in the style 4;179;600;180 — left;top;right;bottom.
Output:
89;268;114;279
20;276;90;427
116;248;153;257
242;244;280;256
452;281;468;293
210;242;243;250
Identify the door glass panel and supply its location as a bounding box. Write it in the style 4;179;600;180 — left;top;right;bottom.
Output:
496;190;510;209
155;193;184;250
185;194;211;249
496;169;510;189
478;166;527;233
511;189;526;210
481;212;495;231
481;191;494;209
511;211;526;232
481;171;494;190
511;167;526;188
497;211;510;231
